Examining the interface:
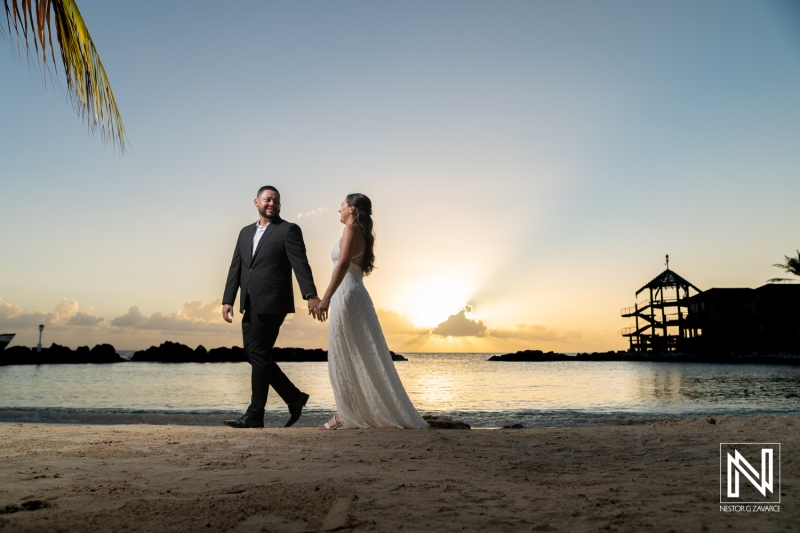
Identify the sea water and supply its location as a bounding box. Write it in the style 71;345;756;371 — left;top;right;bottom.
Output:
0;353;798;427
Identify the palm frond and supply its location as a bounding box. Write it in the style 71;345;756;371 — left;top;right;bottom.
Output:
3;0;126;152
786;250;800;276
768;249;800;283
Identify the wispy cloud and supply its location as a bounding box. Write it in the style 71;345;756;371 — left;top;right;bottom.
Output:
296;207;329;219
489;324;582;342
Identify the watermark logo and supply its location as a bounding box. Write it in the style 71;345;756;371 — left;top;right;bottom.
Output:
720;443;780;506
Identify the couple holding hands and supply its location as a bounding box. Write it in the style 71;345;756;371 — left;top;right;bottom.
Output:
222;186;427;430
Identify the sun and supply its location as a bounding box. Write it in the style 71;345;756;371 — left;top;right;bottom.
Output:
391;276;475;328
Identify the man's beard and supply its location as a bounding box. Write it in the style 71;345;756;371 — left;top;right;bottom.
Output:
259;207;278;220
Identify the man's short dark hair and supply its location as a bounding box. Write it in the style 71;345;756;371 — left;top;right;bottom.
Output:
257;185;280;198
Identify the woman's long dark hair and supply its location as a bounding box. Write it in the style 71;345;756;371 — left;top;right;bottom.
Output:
346;193;375;275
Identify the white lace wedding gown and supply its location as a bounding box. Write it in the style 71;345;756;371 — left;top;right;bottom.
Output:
327;241;428;429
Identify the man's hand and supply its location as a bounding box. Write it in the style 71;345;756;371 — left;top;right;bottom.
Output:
222;304;234;323
307;297;321;318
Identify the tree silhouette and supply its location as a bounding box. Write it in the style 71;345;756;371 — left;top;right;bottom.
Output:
768;250;800;283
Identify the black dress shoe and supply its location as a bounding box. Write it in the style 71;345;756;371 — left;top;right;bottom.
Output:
285;393;309;427
224;415;264;429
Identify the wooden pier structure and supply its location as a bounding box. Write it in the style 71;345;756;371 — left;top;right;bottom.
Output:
621;257;702;352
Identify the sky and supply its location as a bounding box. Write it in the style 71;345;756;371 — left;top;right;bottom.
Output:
1;0;799;353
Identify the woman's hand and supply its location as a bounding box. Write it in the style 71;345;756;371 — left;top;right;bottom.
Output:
316;297;330;322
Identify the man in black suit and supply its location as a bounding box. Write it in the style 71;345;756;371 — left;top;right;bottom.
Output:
222;185;319;428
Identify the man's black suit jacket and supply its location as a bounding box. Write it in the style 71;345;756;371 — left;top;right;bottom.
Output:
223;217;317;314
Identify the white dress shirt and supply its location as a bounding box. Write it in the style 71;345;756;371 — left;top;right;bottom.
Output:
252;221;269;257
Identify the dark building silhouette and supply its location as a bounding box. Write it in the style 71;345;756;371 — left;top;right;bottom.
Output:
683;284;800;354
622;260;800;354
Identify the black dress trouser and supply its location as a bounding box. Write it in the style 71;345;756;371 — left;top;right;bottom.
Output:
241;307;302;420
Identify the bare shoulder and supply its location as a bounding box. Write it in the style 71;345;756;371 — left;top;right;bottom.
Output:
342;224;364;244
341;224;365;253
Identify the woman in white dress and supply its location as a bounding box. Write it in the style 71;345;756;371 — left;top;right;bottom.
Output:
314;193;428;430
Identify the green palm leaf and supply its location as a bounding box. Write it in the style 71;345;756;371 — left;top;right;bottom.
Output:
3;0;126;152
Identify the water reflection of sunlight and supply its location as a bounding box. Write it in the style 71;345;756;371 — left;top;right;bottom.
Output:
408;373;458;410
634;366;687;403
513;364;638;409
397;357;644;412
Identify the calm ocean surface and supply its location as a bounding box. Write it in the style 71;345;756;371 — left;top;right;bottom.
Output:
1;353;798;428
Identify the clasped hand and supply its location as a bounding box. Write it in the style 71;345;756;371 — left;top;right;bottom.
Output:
308;297;329;322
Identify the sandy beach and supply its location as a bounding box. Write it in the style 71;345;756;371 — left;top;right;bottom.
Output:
0;415;796;532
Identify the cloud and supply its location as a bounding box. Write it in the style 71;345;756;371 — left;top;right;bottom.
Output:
110;299;227;332
105;300;325;347
54;299;80;318
0;298;102;328
68;312;104;326
110;306;147;327
489;324;582;341
1;298;318;350
432;309;488;337
180;299;222;322
296;207;329;219
0;299;53;327
427;306;580;342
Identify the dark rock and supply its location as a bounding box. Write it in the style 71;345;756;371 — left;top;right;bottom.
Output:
272;347;328;362
573;350;633;361
489;349;800;365
75;346;90;358
0;344;124;365
133;345;406;363
502;424;525;429
89;344;122;363
390;351;407;361
2;346;32;362
205;346;236;362
21;500;49;511
207;346;246;362
2;341;408;365
131;341;198;363
423;416;471;430
129;343;406;363
488;350;570;362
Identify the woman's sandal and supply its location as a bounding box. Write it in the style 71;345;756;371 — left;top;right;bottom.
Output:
318;412;342;430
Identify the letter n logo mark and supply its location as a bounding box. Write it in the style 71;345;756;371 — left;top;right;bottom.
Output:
720;443;780;504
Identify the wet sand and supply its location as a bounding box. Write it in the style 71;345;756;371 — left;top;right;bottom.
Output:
0;415;796;532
